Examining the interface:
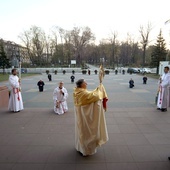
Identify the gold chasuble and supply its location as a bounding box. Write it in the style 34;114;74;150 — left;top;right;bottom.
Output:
73;83;108;156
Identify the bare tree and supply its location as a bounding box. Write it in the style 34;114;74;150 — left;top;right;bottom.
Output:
109;31;118;69
49;26;59;65
58;27;66;64
44;34;51;65
19;26;46;66
50;26;68;65
64;30;73;65
139;22;152;67
31;26;46;66
18;30;33;62
97;40;111;68
70;26;95;65
124;33;140;66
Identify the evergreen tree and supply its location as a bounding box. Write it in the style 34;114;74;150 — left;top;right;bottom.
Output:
0;40;11;74
151;29;167;74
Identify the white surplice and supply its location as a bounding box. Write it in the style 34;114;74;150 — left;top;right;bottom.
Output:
53;87;68;115
157;72;170;109
8;75;24;112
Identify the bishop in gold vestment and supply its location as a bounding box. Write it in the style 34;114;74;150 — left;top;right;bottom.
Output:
73;79;108;156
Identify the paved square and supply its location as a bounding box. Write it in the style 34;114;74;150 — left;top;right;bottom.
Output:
0;71;170;170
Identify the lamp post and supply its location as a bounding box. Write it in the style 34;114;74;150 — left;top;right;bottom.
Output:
17;51;22;91
11;47;16;69
16;47;22;79
19;60;21;79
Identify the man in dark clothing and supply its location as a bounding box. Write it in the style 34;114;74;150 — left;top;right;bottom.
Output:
37;80;45;92
70;75;75;83
122;70;125;75
48;74;52;81
143;75;148;84
129;78;134;88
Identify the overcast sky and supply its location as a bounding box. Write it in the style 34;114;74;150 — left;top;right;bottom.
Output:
0;0;170;46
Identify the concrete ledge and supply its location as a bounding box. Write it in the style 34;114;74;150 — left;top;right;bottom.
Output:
0;86;9;108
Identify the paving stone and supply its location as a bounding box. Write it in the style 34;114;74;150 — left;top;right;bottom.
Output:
0;72;170;169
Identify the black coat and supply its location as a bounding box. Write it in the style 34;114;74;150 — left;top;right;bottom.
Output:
129;80;134;88
37;81;45;91
48;74;52;81
70;75;75;82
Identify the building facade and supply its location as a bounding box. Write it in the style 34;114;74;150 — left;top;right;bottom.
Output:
1;39;30;68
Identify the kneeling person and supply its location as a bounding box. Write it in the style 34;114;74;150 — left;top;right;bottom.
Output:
37;79;45;92
53;81;68;115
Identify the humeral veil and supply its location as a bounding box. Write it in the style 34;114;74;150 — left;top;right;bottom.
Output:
73;83;109;156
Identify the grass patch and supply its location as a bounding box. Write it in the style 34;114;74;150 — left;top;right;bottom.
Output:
0;73;40;82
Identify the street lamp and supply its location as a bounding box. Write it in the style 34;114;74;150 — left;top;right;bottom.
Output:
18;51;22;79
15;46;22;79
19;60;21;79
